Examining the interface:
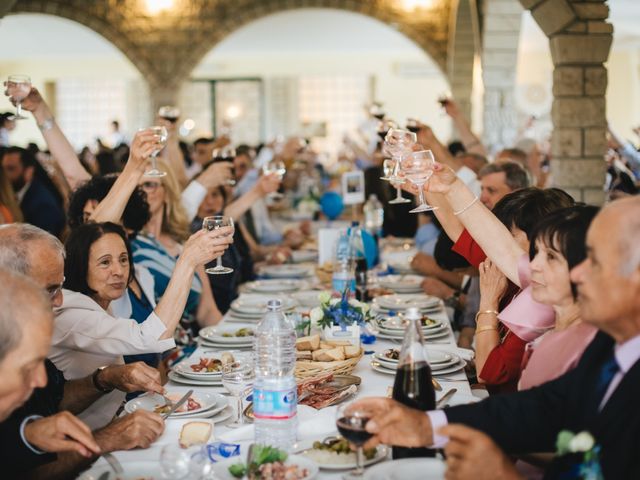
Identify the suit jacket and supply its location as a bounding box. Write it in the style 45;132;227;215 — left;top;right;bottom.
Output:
445;331;640;479
0;360;66;477
20;177;65;237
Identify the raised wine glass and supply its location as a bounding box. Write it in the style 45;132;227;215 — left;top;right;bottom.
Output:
369;102;385;121
384;128;416;205
406;118;421;134
158;105;180;122
222;361;255;428
380;158;395;181
376;119;397;143
336;402;374;479
6;75;32;120
143;126;168;178
202;215;234;275
262;159;286;200
401;149;438;213
213;145;237;186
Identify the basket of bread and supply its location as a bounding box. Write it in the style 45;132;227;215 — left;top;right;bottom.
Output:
295;334;363;379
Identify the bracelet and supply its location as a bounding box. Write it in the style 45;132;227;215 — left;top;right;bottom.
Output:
475;309;499;323
37;117;55;132
476;325;499;334
453;196;479;216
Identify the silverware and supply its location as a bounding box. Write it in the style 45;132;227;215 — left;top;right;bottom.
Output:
431;377;442;391
435;388;457;408
101;452;123;479
161;389;193;419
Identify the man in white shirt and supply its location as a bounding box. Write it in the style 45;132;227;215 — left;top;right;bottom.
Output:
352;196;640;479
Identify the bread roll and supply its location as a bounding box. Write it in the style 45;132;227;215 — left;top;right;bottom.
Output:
179;421;212;448
312;347;345;362
344;345;361;359
296;334;321;351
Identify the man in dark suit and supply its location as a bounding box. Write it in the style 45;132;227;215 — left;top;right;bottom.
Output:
1;146;65;236
354;196;640;479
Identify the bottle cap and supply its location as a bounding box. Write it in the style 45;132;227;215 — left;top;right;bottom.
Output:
404;307;422;320
267;299;282;310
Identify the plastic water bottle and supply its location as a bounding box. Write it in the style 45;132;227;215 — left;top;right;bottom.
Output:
253;299;298;450
332;230;355;295
363;194;384;237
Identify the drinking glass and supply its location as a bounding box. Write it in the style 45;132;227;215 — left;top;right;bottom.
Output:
335;402;374;478
160;445;191;479
376;119;397;143
384;128;416;205
158;105;180;122
222;361;255;428
213;145;237;186
6;75;32;120
262;159;286;200
202;215;235;275
143;126;168;178
401;149;437;213
380;158;395;181
406;118;421;134
369;102;385;121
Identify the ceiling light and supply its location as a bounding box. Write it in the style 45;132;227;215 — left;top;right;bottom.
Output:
400;0;433;11
144;0;174;15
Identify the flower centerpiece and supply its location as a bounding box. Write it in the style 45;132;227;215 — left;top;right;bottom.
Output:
555;430;603;480
309;290;371;344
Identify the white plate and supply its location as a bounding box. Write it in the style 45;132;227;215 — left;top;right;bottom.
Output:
124;391;226;418
370;359;466;377
377;323;447;337
212;454;319;479
231;294;297;315
247;279;303;293
173;353;230;377
167;371;223;386
291;290;326;309
199;325;256;344
78;460;163;480
291;250;318;263
373;294;440;311
375;349;452;365
378;275;425;292
364;458;446;479
379;317;443;331
298;442;388;471
260;264;313;279
373;354;460;372
199;340;253;350
170;403;234;421
376;329;449;342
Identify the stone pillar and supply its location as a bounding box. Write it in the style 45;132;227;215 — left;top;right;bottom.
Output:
481;0;524;153
523;0;612;203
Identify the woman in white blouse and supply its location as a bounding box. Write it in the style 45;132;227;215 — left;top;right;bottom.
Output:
50;221;232;429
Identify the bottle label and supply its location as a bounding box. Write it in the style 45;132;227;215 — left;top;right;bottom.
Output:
253;387;297;420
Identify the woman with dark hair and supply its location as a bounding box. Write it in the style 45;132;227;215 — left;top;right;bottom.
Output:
49;220;233;429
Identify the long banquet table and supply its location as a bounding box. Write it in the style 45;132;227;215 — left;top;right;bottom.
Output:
87;296;477;478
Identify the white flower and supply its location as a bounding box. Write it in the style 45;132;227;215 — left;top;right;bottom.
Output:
318;291;331;304
329;298;340;306
309;307;324;327
569;432;595;453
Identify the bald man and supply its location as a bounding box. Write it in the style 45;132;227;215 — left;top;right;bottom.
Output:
353;196;640;479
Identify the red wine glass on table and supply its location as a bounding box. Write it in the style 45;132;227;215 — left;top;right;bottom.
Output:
336;402;374;479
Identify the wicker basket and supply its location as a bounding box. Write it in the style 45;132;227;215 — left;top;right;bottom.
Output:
294;348;364;380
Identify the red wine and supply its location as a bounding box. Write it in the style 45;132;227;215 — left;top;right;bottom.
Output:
337;416;373;446
377;130;388;142
355;257;368;302
407;125;420;134
392;363;436;459
373;113;385;121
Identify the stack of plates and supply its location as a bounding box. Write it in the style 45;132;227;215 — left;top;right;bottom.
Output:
244;279;307;294
199;325;255;349
291;249;318;263
374;316;449;341
258;264;314;279
377;274;425;294
372;294;442;315
371;348;466;377
168;351;251;386
228;294;297;321
124;390;230;419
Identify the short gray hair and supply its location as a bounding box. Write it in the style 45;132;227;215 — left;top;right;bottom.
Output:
0;268;52;362
478;161;531;191
0;223;65;275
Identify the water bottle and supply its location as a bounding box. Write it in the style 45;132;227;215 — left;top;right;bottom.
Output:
253;299;298;450
363;194;384;238
332;230;355;295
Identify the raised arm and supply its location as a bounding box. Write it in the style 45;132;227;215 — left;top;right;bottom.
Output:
443;99;488;156
426;163;525;286
6;86;90;190
224;172;281;219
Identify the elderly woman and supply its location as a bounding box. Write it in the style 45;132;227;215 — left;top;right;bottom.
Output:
50;221;232;429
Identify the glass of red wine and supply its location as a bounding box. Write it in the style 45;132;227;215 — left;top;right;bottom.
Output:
336;402;374;478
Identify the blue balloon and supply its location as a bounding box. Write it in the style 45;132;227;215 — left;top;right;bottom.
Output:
320;192;344;220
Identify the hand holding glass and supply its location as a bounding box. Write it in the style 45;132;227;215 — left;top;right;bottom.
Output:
6;75;32;119
202;216;235;275
143;126;168;178
262;160;286;200
213;146;237;186
336;402;374;478
401;150;437;213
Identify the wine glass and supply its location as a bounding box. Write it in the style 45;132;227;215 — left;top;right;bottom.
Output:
380;158;395;181
369;102;385;121
384;128;416;205
336;402;375;478
406;118;421;134
6;75;32;120
143;126;168;178
401;150;438;213
222;361;255;428
376;119;397;143
202;215;235;275
160;445;191;479
158;105;180;122
213;145;237;186
262;159;286;200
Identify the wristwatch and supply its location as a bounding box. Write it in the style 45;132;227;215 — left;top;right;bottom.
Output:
444;290;461;309
92;366;114;394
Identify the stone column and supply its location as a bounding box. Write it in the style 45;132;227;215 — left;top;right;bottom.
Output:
523;0;612;203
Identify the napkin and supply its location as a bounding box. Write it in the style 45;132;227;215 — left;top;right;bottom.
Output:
318;228;341;265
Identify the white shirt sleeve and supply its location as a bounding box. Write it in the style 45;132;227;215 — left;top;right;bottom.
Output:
456;166;481;197
426;410;449;448
181;180;208;220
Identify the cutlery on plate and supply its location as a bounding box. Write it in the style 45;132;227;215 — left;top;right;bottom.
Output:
161;389;193;419
435;388;457;408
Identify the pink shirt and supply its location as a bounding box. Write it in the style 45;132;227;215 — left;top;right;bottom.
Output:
518;322;598;390
498;254;555;342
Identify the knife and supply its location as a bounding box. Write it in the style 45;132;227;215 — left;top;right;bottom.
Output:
161;389;193;419
435;388;457;408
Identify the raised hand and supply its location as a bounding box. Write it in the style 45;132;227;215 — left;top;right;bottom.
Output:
257;172;281;196
182;227;234;267
128;128;163;172
198;161;233;189
478;259;508;311
94;410;165;452
99;362;163;395
4;85;43;112
23;412;101;457
423;162;459;195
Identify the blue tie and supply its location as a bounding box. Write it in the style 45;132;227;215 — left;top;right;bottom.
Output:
595;355;619;406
